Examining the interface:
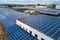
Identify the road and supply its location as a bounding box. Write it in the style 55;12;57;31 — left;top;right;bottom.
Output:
0;8;37;40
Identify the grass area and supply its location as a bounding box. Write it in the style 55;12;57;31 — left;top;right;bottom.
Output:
16;9;40;16
16;9;28;12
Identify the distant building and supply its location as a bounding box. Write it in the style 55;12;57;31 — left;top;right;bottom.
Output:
35;4;56;9
46;4;56;9
35;6;47;8
56;5;60;9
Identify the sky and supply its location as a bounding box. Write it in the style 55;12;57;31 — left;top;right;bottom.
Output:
0;0;60;4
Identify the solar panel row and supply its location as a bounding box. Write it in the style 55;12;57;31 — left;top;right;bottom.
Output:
35;8;60;15
0;8;29;22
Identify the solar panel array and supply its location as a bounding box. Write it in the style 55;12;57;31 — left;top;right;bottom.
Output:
1;19;37;40
20;15;60;40
35;8;60;15
0;8;29;22
0;8;37;40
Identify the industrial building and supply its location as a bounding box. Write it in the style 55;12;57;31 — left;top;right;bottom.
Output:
16;8;60;40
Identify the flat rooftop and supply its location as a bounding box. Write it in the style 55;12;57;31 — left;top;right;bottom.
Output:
18;15;60;40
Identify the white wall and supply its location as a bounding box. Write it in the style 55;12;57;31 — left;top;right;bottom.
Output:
35;6;46;8
56;5;60;9
16;20;54;40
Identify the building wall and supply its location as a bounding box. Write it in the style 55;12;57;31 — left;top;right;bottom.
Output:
16;20;54;40
35;6;47;8
56;5;60;9
46;4;56;9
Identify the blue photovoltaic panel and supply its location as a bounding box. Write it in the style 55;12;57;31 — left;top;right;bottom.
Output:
0;8;30;22
2;20;37;40
0;8;37;40
35;8;60;15
19;15;60;40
